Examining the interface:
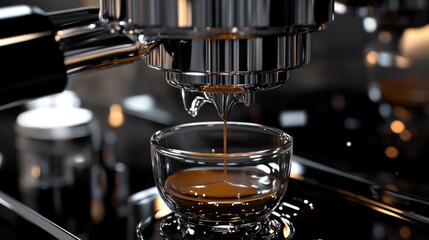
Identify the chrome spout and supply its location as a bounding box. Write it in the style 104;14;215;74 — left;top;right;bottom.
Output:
181;88;255;119
204;91;255;120
181;90;210;117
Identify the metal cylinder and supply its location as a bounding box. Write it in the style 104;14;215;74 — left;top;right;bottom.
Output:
14;107;100;236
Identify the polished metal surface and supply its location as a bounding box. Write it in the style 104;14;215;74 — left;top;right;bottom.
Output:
147;32;305;118
0;191;81;240
0;0;333;118
49;7;157;76
292;156;429;226
91;0;334;118
101;0;331;33
123;0;332;118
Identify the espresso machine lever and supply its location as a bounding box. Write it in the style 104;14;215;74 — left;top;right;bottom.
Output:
0;0;334;118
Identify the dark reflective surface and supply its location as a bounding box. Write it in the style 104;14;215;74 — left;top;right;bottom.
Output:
1;1;429;240
135;174;429;240
0;191;80;240
255;89;429;201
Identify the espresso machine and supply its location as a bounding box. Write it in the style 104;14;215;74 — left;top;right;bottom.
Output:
1;0;429;240
0;0;333;119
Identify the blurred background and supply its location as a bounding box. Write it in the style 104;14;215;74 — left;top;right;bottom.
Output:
1;1;429;239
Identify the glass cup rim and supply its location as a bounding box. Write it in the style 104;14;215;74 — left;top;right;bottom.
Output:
150;121;292;160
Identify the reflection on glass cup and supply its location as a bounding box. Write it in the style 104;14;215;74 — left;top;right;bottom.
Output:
150;121;293;239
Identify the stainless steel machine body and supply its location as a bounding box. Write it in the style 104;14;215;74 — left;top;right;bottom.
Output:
0;0;334;118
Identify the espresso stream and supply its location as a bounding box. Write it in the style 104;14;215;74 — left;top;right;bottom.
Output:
165;120;280;218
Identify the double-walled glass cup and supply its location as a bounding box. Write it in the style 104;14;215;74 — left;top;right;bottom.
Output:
150;121;293;239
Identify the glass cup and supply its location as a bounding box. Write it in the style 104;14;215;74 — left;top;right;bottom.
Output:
150;121;293;239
